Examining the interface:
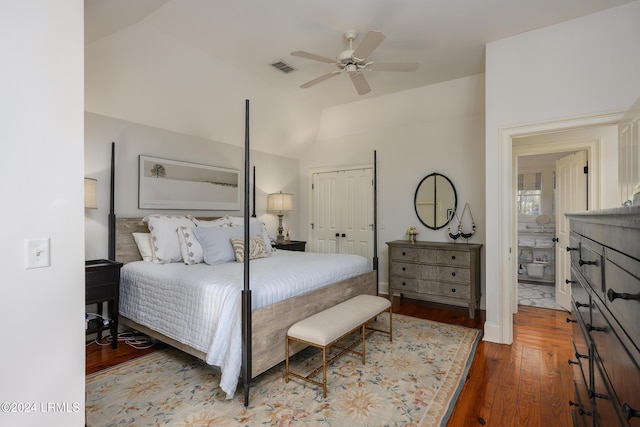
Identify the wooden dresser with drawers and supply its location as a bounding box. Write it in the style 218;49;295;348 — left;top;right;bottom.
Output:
386;240;482;318
566;207;640;427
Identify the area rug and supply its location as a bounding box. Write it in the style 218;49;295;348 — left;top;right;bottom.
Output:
86;314;480;426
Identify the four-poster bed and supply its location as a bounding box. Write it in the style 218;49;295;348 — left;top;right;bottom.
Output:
110;101;380;405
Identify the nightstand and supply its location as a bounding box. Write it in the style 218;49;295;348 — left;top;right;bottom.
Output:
85;259;123;348
274;240;306;252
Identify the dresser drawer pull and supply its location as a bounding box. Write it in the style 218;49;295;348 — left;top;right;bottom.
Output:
578;259;596;266
566;246;578;252
402;282;407;287
402;267;406;271
451;272;456;277
566;317;576;323
402;252;406;256
451;255;456;260
622;403;640;420
607;288;640;302
451;288;456;293
586;323;606;333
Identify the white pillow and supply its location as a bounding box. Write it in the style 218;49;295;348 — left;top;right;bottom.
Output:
177;227;204;265
142;215;196;263
194;222;263;265
226;216;272;252
132;232;153;262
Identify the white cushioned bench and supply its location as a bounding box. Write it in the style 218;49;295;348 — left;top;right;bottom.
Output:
285;294;392;397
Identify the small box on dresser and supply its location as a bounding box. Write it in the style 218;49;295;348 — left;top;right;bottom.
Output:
386;240;482;319
566;206;640;427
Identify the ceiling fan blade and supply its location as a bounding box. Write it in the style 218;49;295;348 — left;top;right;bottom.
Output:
352;30;385;60
300;71;340;88
291;50;336;64
350;72;371;95
367;61;419;72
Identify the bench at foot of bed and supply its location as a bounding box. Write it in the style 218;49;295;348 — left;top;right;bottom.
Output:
284;294;392;397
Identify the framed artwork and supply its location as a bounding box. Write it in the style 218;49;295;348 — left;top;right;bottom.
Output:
138;155;240;210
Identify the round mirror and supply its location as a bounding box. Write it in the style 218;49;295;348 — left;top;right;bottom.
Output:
414;173;457;230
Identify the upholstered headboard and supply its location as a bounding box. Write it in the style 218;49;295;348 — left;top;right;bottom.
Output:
115;216;222;264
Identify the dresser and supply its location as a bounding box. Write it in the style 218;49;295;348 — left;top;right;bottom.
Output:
386;240;482;318
566;207;640;426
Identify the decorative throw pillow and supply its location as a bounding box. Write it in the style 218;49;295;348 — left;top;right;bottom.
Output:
142;215;196;263
132;232;153;262
194;222;264;265
229;235;271;263
226;216;273;253
176;227;204;265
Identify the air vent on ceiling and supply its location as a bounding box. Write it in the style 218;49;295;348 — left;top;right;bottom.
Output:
270;61;296;74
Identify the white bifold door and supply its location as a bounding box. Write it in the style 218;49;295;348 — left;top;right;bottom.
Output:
310;167;374;261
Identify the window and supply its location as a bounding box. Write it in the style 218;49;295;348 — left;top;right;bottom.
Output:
517;172;542;216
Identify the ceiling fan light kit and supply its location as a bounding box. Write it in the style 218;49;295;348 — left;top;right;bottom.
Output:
291;30;419;95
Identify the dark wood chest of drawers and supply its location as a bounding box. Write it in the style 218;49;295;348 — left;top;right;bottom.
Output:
386;240;482;318
566;207;640;426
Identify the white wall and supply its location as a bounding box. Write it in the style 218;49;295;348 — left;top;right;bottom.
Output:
85;113;300;259
299;75;486;298
485;1;640;343
0;1;85;426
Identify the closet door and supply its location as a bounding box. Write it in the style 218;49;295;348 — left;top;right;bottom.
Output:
311;168;374;260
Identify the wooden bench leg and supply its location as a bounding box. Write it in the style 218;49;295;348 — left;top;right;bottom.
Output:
361;324;366;364
285;336;289;383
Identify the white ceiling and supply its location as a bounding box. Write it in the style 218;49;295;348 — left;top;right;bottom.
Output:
85;0;633;110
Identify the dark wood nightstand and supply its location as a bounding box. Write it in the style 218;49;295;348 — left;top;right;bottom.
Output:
85;259;123;348
274;240;306;252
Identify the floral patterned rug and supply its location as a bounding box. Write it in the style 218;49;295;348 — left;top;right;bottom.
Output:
86;314;480;426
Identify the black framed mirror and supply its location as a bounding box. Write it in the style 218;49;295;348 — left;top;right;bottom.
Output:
414;173;457;230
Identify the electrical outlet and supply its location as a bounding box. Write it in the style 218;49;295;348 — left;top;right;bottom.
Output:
24;238;50;269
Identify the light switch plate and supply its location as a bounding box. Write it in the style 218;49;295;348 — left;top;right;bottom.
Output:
24;238;50;269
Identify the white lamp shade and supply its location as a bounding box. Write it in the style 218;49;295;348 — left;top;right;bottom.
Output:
84;178;97;209
267;192;293;213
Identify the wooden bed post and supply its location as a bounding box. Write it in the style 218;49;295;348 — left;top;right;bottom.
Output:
242;100;252;406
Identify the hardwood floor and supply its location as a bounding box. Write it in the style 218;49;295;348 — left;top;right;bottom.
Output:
86;298;574;427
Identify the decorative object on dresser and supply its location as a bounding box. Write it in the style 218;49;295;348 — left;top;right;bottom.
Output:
85;259;123;349
386;240;482;318
274;240;306;252
267;191;293;243
414;172;457;230
405;226;418;244
566;207;640;426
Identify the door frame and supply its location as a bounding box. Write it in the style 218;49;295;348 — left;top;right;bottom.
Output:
494;111;623;344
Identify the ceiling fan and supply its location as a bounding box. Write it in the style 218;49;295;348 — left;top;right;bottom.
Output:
291;30;418;95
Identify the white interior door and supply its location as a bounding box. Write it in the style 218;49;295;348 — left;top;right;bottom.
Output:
555;150;588;310
311;168;374;260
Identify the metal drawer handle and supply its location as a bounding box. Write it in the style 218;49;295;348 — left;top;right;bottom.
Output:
578;259;596;266
451;255;456;260
607;288;640;302
451;288;456;293
586;323;606;333
566;246;578;252
402;252;406;256
402;282;406;287
622;403;640;420
451;272;456;277
402;267;406;271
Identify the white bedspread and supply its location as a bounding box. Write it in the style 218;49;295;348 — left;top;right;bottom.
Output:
119;250;371;397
